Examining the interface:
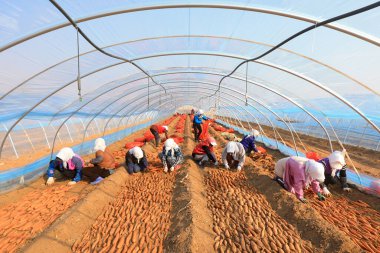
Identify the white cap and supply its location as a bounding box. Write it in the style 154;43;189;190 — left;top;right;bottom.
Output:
164;138;178;150
163;125;168;131
251;129;260;137
198;109;204;114
328;150;345;171
130;147;143;159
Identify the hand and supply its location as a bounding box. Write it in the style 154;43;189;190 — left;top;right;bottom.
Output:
214;161;218;166
322;187;331;197
225;164;230;170
170;166;174;172
317;192;326;201
198;161;203;166
164;167;168;173
46;177;55;186
67;181;77;186
237;166;242;171
299;197;307;203
343;187;352;192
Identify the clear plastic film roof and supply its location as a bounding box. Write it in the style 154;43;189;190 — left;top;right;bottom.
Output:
0;0;380;160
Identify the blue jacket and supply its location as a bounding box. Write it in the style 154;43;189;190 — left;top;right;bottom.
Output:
47;156;83;182
193;114;208;124
240;135;258;153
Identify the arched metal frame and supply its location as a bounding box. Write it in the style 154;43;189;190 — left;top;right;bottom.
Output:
1;61;339;158
1;2;378;53
4;35;376;102
3;50;378;154
109;87;278;149
0;2;377;160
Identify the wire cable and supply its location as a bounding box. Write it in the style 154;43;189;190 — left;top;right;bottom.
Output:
49;0;167;94
204;1;380;99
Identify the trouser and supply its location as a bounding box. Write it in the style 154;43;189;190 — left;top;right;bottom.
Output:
158;153;172;168
82;166;111;182
127;163;145;174
193;154;208;162
193;123;202;141
59;169;76;180
324;169;349;189
150;128;160;147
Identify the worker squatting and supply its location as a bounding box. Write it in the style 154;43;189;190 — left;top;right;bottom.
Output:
46;109;351;203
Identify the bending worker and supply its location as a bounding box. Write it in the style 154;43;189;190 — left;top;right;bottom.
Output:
150;124;168;147
240;129;261;154
159;138;184;173
222;141;246;171
46;147;84;186
193;109;209;142
125;146;148;174
274;156;326;203
85;138;115;185
192;137;218;166
318;149;351;196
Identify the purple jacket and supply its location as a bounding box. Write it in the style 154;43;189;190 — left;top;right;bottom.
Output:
240;135;258;153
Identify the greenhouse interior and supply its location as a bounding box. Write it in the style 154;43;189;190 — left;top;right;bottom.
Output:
0;1;379;252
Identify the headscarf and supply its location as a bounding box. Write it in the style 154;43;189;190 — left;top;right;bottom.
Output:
251;129;260;137
56;147;75;169
226;141;237;153
93;138;106;152
305;159;325;186
164;138;179;157
328;150;346;175
130;147;144;163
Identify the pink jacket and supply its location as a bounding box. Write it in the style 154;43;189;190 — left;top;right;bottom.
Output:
67;154;85;170
284;157;321;199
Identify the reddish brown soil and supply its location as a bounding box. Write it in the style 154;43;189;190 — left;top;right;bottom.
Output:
0;119;174;253
211;122;380;253
221;117;380;178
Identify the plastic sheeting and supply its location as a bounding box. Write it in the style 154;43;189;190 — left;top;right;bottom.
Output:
0;1;379;172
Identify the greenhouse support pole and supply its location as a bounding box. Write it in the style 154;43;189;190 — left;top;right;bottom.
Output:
343;120;352;143
64;122;74;143
2;124;19;159
20;123;35;151
38;121;51;149
376;138;380;151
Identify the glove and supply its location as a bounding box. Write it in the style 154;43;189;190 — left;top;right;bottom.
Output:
46;177;55;186
198;161;203;166
164;167;168;173
214;161;218;166
225;164;230;170
322;187;331;197
237;166;242;171
317;192;326;201
343;187;352;192
299;197;307;203
170;166;174;172
67;181;77;186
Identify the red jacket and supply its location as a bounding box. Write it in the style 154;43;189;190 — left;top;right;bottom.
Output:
193;140;214;155
151;125;166;134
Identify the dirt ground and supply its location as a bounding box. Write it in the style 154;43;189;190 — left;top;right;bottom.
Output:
210;123;379;252
1;115;379;253
220;117;380;178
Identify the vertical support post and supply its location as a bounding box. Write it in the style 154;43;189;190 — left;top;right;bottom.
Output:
358;123;368;147
39;121;51;149
79;118;87;138
2;124;19;158
343;119;353;143
94;118;101;134
20;123;35;151
64;122;74;143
